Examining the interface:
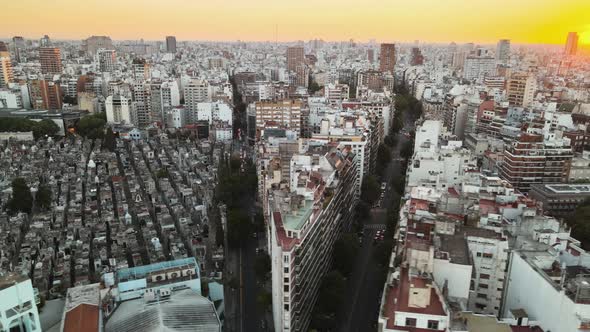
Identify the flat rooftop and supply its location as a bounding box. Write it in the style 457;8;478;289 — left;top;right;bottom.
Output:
117;257;199;282
437;234;471;265
544;184;590;194
283;199;314;231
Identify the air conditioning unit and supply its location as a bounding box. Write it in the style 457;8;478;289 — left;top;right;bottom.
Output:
167;270;181;280
151;273;166;283
182;269;195;277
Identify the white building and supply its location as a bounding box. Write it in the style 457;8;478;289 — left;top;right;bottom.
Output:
195;102;233;126
0;89;23;108
167;106;186;128
406;121;477;192
160;80;180;116
106;95;132;124
0;274;42;332
463;55;496;83
465;228;509;316
503;248;590;332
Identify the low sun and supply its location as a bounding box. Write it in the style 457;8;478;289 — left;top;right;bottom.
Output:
580;31;590;45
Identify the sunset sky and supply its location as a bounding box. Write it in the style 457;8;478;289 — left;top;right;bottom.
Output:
1;0;589;44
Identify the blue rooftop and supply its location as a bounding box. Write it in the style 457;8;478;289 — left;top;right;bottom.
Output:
116;257;200;282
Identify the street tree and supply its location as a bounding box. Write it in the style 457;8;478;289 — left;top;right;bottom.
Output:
35;184;52;211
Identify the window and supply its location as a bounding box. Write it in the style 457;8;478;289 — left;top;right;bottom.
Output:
284;304;289;311
284;267;289;273
405;318;417;327
478;283;489;289
476;252;482;257
284;285;289;292
483;253;493;259
480;273;490;279
477;293;488;299
428;320;439;329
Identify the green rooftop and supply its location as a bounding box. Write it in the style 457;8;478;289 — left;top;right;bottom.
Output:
283;199;314;231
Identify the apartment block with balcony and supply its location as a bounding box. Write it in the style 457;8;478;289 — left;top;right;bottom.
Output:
499;132;573;192
268;144;358;332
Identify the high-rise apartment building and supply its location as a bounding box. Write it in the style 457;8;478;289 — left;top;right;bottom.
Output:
28;79;62;110
499;132;573;192
286;46;304;72
39;47;62;74
506;72;536;107
367;48;374;63
0;50;14;88
185;79;211;123
132;58;150;80
166;36;177;53
254;100;302;135
268;144;358;332
106;95;132;124
565;32;578;56
379;43;396;73
82;35;113;56
462;51;495;83
97;49;116;72
495;39;510;63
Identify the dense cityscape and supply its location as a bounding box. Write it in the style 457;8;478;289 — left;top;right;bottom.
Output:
0;10;590;332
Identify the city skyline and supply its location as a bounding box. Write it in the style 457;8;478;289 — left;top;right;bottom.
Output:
1;0;590;45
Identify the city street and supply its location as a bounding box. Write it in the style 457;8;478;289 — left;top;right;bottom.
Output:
338;119;412;332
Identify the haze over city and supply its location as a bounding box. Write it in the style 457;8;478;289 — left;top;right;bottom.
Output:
2;0;590;44
1;2;590;332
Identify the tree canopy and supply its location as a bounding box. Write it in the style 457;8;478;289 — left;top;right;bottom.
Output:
77;113;106;139
332;234;360;277
103;127;116;152
0;118;59;139
360;174;380;205
35;184;52;211
7;178;33;214
569;199;590;249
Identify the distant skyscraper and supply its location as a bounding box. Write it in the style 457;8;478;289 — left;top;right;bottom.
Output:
0;50;14;88
12;36;25;62
410;47;424;66
367;49;374;63
39;47;62;74
379;43;396;73
565;32;578;56
495;39;510;63
165;36;177;53
0;42;7;52
286;46;304;72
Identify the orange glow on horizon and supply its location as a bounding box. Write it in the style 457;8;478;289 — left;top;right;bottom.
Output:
0;0;589;44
